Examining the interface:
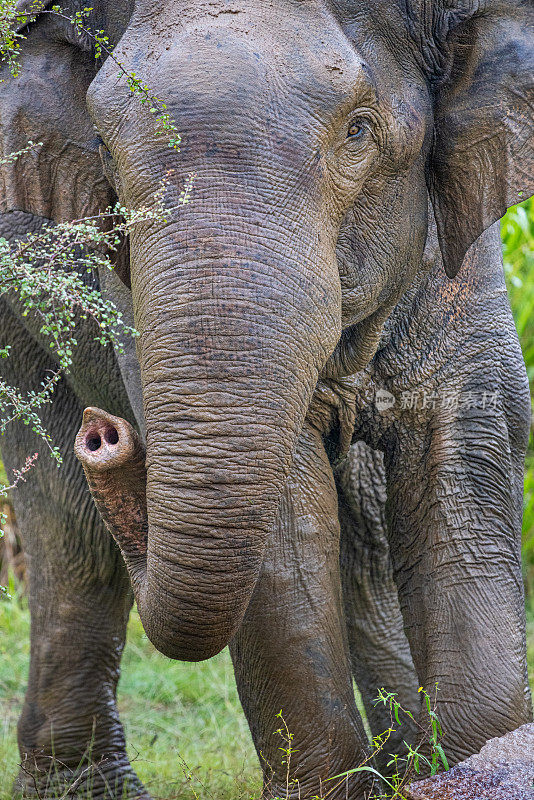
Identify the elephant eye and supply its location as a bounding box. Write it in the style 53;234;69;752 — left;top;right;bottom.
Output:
347;120;365;140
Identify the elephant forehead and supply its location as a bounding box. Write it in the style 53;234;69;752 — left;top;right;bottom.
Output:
101;0;376;117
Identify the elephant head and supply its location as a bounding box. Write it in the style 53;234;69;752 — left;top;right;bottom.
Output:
2;0;532;660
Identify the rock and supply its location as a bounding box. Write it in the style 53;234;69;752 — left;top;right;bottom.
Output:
405;724;534;800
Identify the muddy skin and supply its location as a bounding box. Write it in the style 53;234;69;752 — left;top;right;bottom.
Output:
1;0;533;797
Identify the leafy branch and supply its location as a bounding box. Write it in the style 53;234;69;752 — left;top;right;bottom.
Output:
0;3;189;501
0;1;181;148
0;179;174;470
331;686;449;800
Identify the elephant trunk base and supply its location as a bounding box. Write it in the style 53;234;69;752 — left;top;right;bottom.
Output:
74;407;148;566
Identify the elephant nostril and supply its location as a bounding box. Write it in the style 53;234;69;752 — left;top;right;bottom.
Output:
104;427;119;445
86;434;102;452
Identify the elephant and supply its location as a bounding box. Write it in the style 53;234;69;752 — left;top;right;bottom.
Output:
0;0;532;797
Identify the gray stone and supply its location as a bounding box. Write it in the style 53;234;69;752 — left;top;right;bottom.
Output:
405;724;534;800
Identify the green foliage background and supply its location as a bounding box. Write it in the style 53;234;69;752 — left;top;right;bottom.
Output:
501;197;534;602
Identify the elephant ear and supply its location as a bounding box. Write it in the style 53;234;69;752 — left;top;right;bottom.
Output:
428;0;534;278
0;1;131;221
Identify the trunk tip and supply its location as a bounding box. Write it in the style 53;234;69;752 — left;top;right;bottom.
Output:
74;407;143;473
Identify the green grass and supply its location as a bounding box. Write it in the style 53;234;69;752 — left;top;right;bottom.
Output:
118;613;260;798
502;197;534;595
0;580;261;799
1;585;533;799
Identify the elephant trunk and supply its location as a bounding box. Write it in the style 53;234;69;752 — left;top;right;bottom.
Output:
75;215;340;661
75;407;148;585
75;403;280;662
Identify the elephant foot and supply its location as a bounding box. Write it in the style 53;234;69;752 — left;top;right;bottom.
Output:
12;753;151;800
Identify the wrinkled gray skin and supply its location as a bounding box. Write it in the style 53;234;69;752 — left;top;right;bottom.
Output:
0;0;533;797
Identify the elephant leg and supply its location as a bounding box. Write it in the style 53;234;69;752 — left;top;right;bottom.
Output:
383;350;533;764
335;441;419;768
0;306;149;798
230;421;373;800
